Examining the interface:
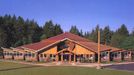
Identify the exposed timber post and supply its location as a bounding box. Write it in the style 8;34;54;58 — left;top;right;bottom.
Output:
96;30;102;69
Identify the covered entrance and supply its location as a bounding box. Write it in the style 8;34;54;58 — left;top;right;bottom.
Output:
56;49;75;63
63;54;69;61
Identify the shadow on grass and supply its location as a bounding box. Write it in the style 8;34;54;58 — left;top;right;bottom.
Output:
0;66;40;72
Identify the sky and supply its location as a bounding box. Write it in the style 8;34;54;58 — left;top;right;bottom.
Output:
0;0;134;32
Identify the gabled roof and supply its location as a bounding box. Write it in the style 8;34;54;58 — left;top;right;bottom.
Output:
17;32;120;53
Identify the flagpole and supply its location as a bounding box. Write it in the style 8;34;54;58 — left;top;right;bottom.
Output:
97;30;101;69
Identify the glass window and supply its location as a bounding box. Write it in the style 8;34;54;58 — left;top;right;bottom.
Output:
90;54;92;57
14;52;16;56
40;54;43;57
128;52;130;54
17;52;19;56
112;52;117;57
4;52;6;55
20;53;22;56
32;53;35;57
7;52;9;55
28;53;31;57
25;53;27;56
44;54;46;57
10;53;12;55
50;54;52;57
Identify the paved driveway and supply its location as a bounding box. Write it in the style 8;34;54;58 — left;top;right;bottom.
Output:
106;63;134;71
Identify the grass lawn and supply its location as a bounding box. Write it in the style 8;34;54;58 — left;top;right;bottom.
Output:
0;62;134;75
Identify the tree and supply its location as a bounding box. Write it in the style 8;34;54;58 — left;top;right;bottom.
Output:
101;26;112;45
40;34;47;40
69;25;80;35
111;24;129;48
130;29;134;36
89;25;100;42
0;14;43;47
116;24;129;36
54;24;63;36
79;29;83;37
43;20;55;38
111;34;125;48
120;36;134;49
84;31;90;39
0;25;8;47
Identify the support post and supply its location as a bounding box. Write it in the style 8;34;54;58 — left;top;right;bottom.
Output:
120;51;122;62
69;54;71;63
108;51;110;63
97;30;101;69
56;54;58;62
61;52;63;62
130;51;132;61
74;54;76;62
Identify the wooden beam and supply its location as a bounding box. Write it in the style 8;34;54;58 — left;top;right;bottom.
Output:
61;52;63;62
74;54;76;62
98;30;101;64
97;30;101;69
56;54;59;62
69;54;71;63
108;51;110;63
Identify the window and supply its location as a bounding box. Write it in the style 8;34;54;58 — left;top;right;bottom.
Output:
90;54;92;57
50;54;52;57
124;52;128;57
14;52;17;56
10;53;12;55
25;53;27;56
113;52;117;58
44;54;46;57
4;52;6;55
20;53;22;56
17;52;19;56
128;52;130;54
32;53;35;57
87;55;89;58
40;54;43;57
28;53;31;57
7;52;9;56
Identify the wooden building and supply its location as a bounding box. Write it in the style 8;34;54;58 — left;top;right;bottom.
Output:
1;32;134;63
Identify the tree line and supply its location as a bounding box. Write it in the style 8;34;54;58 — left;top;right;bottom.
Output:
70;25;134;50
0;14;134;50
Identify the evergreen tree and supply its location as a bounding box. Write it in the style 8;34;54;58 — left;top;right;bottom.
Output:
43;20;55;38
120;36;134;49
130;29;134;36
0;14;43;47
79;29;83;37
54;24;63;35
0;25;8;47
101;26;112;45
116;24;129;36
89;25;100;42
84;31;90;39
69;25;80;35
111;33;125;48
111;24;129;48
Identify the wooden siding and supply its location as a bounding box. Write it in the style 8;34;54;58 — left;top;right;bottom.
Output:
43;46;57;54
73;44;95;54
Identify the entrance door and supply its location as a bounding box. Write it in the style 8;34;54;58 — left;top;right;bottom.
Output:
63;54;69;62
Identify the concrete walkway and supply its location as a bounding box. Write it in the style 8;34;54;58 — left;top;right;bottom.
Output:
1;59;134;68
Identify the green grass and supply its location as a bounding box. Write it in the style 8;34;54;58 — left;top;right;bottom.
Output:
0;62;134;75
